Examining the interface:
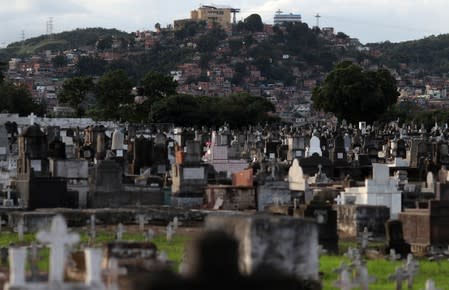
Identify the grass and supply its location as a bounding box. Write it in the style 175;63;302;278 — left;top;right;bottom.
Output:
1;230;449;289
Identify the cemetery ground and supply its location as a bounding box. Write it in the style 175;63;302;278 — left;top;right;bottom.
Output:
1;225;449;290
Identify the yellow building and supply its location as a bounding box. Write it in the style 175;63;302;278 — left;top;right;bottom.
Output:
190;5;234;28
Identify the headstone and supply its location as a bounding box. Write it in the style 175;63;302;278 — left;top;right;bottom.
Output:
424;279;439;290
405;253;419;289
8;247;27;286
288;159;308;192
88;214;96;245
144;229;155;242
205;214;319;280
36;215;80;283
385;220;411;258
166;223;174;242
111;129;124;151
115;223;126;241
309;136;322;157
137;214;147;232
85;248;104;287
14;218;27;242
355;265;375;290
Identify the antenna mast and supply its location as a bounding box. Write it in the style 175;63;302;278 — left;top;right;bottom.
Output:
314;13;321;28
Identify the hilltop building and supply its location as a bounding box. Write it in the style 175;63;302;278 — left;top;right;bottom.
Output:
273;10;302;25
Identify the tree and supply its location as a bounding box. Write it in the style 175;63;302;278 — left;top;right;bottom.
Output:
58;76;94;116
243;14;264;32
52;55;68;68
94;69;133;120
140;71;177;103
0;81;38;115
312;61;399;123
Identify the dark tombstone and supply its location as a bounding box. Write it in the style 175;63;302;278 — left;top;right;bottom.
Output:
133;136;147;175
303;201;338;254
332;135;348;168
385;220;411;258
94;160;123;192
396;139;406;159
47;139;66;159
437;142;449;166
184;140;202;165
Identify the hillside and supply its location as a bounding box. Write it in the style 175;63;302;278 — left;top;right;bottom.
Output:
368;34;449;75
0;28;132;59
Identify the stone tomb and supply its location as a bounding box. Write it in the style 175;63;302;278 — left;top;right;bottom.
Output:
340;163;402;218
399;200;449;253
384;219;411;258
205;214;319;281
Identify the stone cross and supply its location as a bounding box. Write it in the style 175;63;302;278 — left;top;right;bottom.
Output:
355;265;375;290
103;257;127;290
136;214;147;232
334;269;357;290
388;249;401;261
13;218;27;242
334;195;343;205
36;215;80;283
144;229;155;242
29;112;36;125
359;227;372;250
166;223;174;242
172;216;182;230
405;253;419;289
388;267;409;290
88;214;96;245
115;223;126;241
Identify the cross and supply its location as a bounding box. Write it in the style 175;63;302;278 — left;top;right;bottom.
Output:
388;267;409;290
388;249;401;261
359;227;372;250
144;229;155;242
103;257;127;290
36;215;80;283
29;112;36;125
405;253;419;289
354;265;375;290
333;269;357;290
13;218;27;242
88;214;96;245
136;214;147;232
172;216;182;230
166;223;174;242
334;195;343;205
115;223;126;241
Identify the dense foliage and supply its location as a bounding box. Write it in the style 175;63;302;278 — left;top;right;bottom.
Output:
312;61;399;123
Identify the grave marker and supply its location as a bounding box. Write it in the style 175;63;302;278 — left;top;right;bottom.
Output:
36;215;80;283
115;223;126;241
389;267;409;290
103;257;126;290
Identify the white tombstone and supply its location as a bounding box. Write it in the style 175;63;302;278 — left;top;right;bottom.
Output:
8;247;27;286
166;223;174;242
426;172;435;191
288;159;308;191
116;223;126;241
85;248;103;286
111;129;124;151
344;134;351;152
36;215;80;283
308;136;322;157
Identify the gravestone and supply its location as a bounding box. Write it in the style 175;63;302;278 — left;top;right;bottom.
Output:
333;135;348;168
205;214;319;281
36;215;80;283
388;267;409;290
288;159;309;193
385;220;411;258
0;125;10;160
308;136;322;157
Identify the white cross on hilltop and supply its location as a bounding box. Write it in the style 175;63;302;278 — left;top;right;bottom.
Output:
36;215;80;283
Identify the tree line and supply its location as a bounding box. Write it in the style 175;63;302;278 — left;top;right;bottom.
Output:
58;69;278;127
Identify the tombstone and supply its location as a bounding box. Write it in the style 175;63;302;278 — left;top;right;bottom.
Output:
332;135;348;168
115;223;126;241
205;214;319;281
334;269;357;290
405;254;419;289
288;159;309;192
385;220;411;258
354;265;375;290
396;139;407;159
166;223;174;242
136;214;147;232
344;133;351;153
111;129;125;151
0;125;10;160
308;136;322;157
144;229;155;242
36;215;80;283
14;218;26;241
88;214;96;245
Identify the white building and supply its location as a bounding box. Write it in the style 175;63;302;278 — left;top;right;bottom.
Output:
274;10;302;25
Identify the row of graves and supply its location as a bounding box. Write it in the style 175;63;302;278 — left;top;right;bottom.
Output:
2;117;449;246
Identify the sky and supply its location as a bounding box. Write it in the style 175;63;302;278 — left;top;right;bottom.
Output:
1;0;448;47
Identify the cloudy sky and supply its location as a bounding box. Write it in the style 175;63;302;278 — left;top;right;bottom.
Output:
1;0;447;47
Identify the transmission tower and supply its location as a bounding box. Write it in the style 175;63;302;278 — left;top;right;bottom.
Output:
314;13;321;28
21;30;25;46
46;17;54;39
